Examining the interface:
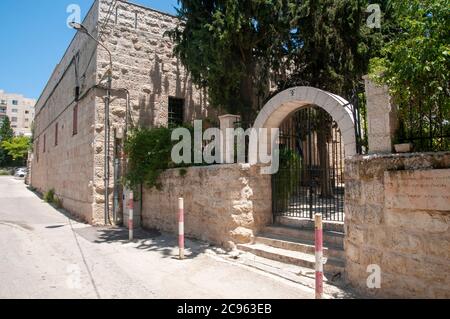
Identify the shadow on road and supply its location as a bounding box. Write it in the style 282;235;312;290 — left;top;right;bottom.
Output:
74;226;223;260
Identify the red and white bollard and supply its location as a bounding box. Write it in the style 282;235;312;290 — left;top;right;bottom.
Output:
128;191;134;242
178;198;185;260
315;213;324;299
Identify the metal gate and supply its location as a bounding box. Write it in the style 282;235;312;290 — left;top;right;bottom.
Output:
272;106;346;222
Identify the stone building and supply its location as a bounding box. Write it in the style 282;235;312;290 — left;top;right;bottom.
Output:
30;0;213;224
0;89;36;137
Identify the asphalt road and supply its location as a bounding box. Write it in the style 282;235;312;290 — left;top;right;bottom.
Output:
0;176;313;299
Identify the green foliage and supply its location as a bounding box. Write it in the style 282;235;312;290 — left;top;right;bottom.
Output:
369;0;450;150
0;117;15;167
54;196;63;209
44;189;56;203
1;136;31;161
0;117;14;141
0;169;11;176
273;148;302;213
283;0;397;97
124;127;174;190
168;0;295;123
124;126;207;190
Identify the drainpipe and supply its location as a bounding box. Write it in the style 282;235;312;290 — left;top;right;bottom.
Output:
104;74;112;225
69;22;113;226
113;89;130;226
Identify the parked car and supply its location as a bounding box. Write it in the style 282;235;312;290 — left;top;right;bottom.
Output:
14;167;27;179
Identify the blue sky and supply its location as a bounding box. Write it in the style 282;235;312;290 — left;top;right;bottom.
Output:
0;0;179;99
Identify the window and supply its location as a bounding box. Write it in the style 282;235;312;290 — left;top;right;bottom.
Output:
43;134;46;153
11;100;18;105
36;139;39;163
11;117;17;122
55;123;58;146
73;104;78;135
25;111;29;114
168;97;184;127
25;118;29;122
11;109;18;113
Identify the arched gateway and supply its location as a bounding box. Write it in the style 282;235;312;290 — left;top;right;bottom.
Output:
254;87;357;222
254;87;357;157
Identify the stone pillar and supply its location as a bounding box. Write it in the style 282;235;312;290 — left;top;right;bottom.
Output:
364;75;398;154
219;114;241;164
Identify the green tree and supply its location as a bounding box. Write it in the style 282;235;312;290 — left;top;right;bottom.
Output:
0;117;15;167
370;0;450;151
0;117;14;141
168;0;296;124
1;136;31;164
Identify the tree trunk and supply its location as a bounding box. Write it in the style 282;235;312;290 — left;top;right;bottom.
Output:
317;120;333;198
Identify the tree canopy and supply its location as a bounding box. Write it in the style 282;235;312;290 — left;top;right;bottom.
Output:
0;117;14;142
369;0;450;150
168;0;296;124
0;117;15;167
1;136;31;162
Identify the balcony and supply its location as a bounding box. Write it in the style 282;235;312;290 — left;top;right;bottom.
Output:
0;107;6;114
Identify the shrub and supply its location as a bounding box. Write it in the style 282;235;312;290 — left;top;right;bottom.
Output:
54;196;63;209
0;169;10;176
272;149;302;213
44;189;55;203
124;125;209;190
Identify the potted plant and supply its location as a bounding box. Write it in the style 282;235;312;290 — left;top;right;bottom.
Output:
393;123;413;153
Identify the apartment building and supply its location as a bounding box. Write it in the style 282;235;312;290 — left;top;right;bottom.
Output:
0;90;36;136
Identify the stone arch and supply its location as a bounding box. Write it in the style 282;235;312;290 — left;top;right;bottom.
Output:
254;86;357;157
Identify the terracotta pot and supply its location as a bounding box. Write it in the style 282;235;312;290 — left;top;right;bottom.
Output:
394;143;413;153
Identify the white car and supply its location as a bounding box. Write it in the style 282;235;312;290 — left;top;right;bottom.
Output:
14;168;27;179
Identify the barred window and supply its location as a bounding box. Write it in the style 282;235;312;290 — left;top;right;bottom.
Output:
168;97;184;127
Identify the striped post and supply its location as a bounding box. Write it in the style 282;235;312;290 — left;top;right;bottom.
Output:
178;198;185;260
128;191;134;242
315;213;324;299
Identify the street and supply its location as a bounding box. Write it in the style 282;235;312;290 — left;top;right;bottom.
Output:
0;176;313;299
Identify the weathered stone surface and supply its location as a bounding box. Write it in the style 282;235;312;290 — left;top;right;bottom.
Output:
364;76;398;154
345;152;450;299
141;164;272;249
385;169;450;212
30;0;217;225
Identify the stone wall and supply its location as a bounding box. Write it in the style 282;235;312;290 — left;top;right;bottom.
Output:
91;0;216;223
345;152;450;298
142;164;272;249
30;2;100;223
31;0;216;224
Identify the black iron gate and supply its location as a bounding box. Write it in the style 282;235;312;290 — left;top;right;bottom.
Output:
272;106;346;222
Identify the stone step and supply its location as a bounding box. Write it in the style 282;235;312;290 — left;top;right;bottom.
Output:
255;233;345;260
276;216;345;233
238;243;345;276
235;252;356;298
265;225;344;248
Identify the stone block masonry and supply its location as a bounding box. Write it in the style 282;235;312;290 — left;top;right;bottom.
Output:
31;0;215;225
142;164;273;250
345;152;450;298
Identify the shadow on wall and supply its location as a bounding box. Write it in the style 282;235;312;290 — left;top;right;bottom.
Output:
137;54;211;128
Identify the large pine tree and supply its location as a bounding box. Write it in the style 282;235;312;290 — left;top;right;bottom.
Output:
168;0;296;124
